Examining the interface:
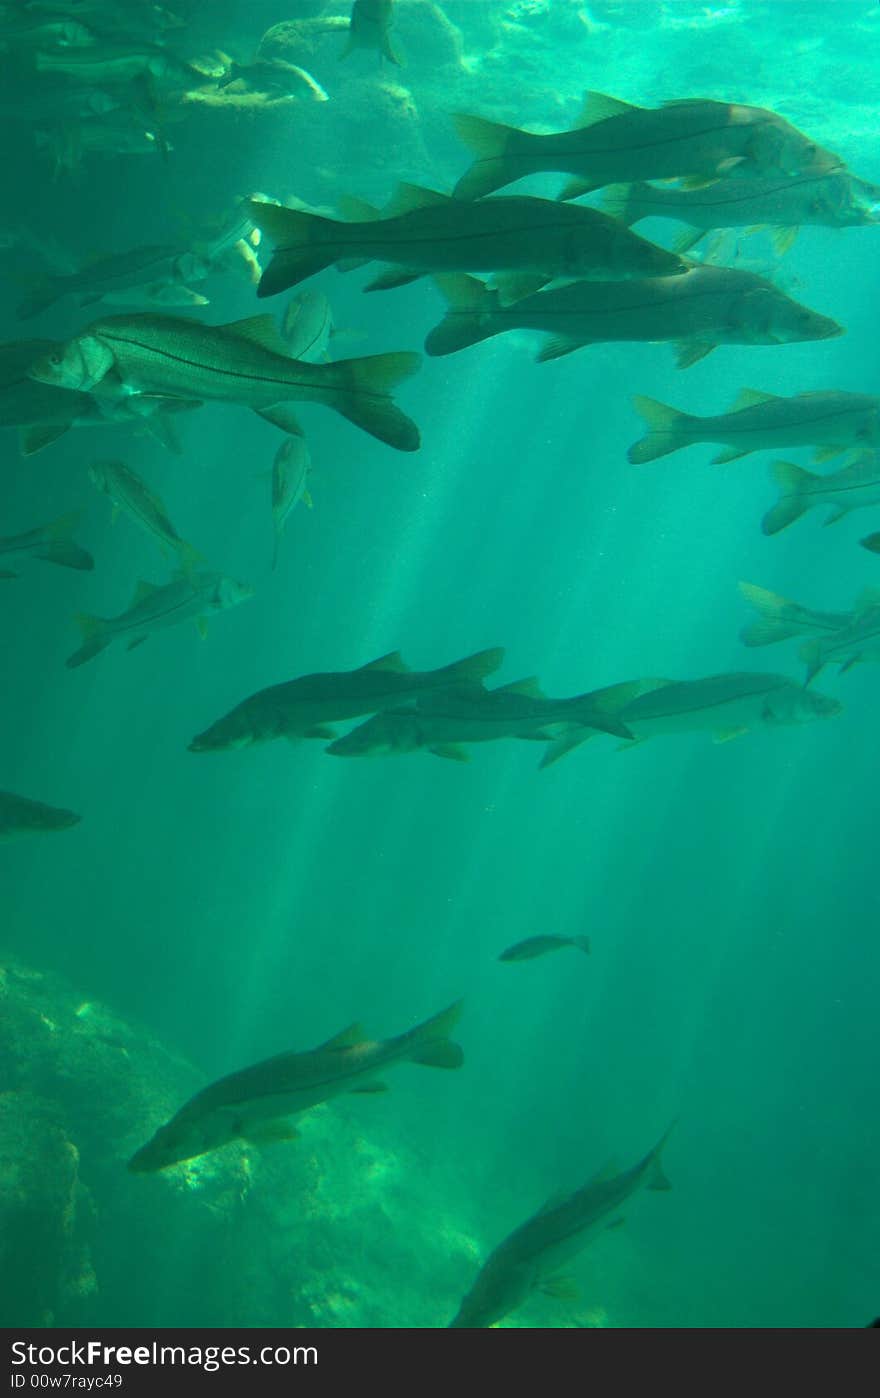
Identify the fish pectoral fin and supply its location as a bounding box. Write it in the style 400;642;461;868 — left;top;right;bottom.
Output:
671;226;705;255
319;1022;367;1050
539;1275;581;1301
712;445;750;464
196;616;209;640
712;726;749;743
429;744;470;762
243;1120;300;1145
674;340;715;369
126;636;150;652
408;1040;464;1070
536;335;587;363
605;1216;627;1230
771;226;799;256
812;443;847;463
20;423;72;456
647;1159;672;1192
348;1080;388;1094
364;266;424;293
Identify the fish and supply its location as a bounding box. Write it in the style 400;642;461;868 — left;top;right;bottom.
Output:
269;435;312;569
608;671;841;743
28;312;422;452
65;569;253;668
761;454;880;534
187;648;505;751
340;0;402;67
32;39;197;87
324;678;637;760
738;582;852;647
0;512;93;578
452;93;840;202
425;265;842;365
87;459;200;566
250;186;687;298
603;167;880;251
128;1000;462;1172
0;789;81;838
17;246;211;320
800;604;880;683
628;387;879;465
449;1129;673;1327
281;289;334;362
499;935;591;963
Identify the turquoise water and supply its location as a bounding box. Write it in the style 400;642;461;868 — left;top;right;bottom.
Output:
2;0;879;1328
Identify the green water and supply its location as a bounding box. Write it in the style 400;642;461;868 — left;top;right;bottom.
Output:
1;0;878;1328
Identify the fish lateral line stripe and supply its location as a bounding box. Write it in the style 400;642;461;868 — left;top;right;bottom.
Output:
276;217;641;255
98;331;394;403
635;682;786;719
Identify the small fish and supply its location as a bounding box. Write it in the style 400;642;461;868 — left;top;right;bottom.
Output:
0;789;80;838
449;1129;673;1327
17;246;210;321
425;265;842;364
738;582;851;647
603;167;880;248
129;1000;463;1172
762;454;880;534
340;0;402;67
453;93;839;202
251;186;686;298
612;671;841;743
28;311;422;453
188;648;505;751
628;388;879;465
269;435;312;570
87;459;200;566
65;569;253;668
0;512;93;577
499;935;591;963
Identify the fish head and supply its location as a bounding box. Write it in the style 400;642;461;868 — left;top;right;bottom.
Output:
449;1255;537;1329
128;1107;237;1173
212;576;255;612
733;285;843;345
326;710;421;757
749;118;840;179
189;700;265;752
29;335;114;392
844;175;880;225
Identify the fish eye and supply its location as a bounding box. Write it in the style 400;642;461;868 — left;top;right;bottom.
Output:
49;353;61;366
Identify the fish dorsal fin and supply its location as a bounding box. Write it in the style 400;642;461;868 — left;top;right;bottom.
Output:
338;193;381;223
493;271;551;305
320;1022;367;1050
386;182;453;215
577;90;641;127
731;386;779;411
224;314;289;355
494;676;545;698
853;586;880;616
131;578;163;605
357;650;409;673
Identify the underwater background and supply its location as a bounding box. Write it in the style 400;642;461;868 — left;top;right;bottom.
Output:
2;0;879;1328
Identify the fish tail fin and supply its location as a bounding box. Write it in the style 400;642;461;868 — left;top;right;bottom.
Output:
628;395;691;464
425;274;497;357
861;532;880;554
329;351;421;451
452;113;518;199
760;459;816;535
442;646;505;684
577;679;646;738
403;1000;464;1069
645;1121;676;1191
66;613;110;668
250;201;336;297
16;276;62;321
38;513;94;571
601;182;643;226
175;539;204;575
800;638;824;685
738;581;801;646
573;936;591;955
